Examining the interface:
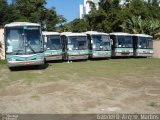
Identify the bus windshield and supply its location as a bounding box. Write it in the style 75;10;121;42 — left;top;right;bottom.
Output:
68;36;87;50
6;26;43;55
46;35;61;50
25;27;43;54
138;37;153;49
6;27;25;55
92;35;111;51
116;36;132;48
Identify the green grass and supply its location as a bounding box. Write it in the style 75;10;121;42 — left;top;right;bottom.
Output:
148;102;160;108
30;95;40;100
0;58;160;88
0;60;6;65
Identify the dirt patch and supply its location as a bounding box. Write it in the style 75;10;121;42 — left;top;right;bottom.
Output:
36;83;69;94
0;86;29;96
0;73;160;113
145;88;160;97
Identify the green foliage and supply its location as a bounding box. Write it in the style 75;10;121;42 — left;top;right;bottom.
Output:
70;19;89;32
0;60;6;64
1;0;160;35
56;24;73;32
0;0;65;31
121;0;160;36
0;0;13;24
68;0;160;37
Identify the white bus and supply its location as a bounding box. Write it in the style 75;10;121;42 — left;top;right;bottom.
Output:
4;22;44;68
84;31;111;59
61;32;89;61
132;34;153;57
110;32;133;57
42;31;63;61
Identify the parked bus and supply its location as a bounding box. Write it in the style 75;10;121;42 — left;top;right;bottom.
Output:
61;32;89;61
132;34;153;57
4;22;44;68
110;32;133;57
42;31;63;61
84;31;111;59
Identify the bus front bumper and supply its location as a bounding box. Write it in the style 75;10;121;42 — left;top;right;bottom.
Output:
91;54;111;58
115;52;133;57
45;55;63;61
68;55;88;60
135;50;153;57
7;59;44;68
136;53;153;57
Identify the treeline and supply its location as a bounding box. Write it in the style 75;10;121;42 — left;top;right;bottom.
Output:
0;0;160;38
66;0;160;38
0;0;66;31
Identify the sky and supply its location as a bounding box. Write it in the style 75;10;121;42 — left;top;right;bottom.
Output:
8;0;83;22
46;0;83;22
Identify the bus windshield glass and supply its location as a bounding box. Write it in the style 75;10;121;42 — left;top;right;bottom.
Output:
6;26;43;55
68;36;87;50
92;35;111;51
6;27;25;55
24;27;42;54
46;35;61;50
116;36;132;48
138;37;153;49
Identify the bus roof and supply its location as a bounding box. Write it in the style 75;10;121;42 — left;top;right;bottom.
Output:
5;22;40;27
110;32;132;36
132;34;152;38
84;31;110;35
42;31;60;36
61;32;87;37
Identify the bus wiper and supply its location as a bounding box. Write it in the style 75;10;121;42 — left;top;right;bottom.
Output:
26;41;36;54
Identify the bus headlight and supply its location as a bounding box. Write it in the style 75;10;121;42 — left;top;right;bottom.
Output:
150;51;153;53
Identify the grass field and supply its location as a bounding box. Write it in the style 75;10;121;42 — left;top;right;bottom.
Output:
0;58;160;113
0;60;6;65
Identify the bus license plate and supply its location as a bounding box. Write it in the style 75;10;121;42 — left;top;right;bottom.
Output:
22;62;30;65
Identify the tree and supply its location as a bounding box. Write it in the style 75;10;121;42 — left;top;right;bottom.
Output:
86;0;96;13
0;0;9;25
99;0;112;13
0;0;64;30
70;19;89;32
86;0;123;32
121;0;160;37
143;18;160;36
14;0;46;22
56;15;67;32
120;16;144;33
56;24;72;32
44;7;60;31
